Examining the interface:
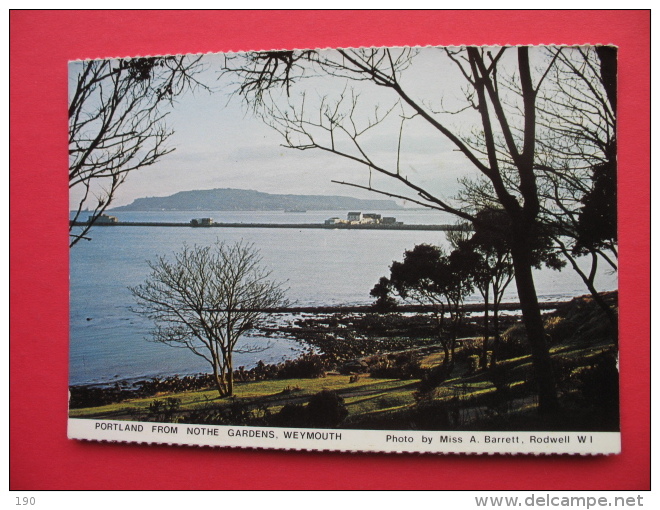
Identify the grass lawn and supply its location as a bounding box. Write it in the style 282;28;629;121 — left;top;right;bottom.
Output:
69;336;614;430
69;374;420;421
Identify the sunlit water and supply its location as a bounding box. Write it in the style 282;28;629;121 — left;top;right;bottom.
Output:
69;210;617;385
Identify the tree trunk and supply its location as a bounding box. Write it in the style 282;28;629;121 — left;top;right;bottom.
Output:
226;353;234;396
481;287;490;369
510;241;559;414
559;245;619;333
490;297;501;369
441;341;450;369
438;320;450;369
213;363;227;398
450;305;460;366
578;264;619;334
434;304;451;368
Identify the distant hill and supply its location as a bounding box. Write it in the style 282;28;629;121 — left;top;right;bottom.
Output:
111;188;402;212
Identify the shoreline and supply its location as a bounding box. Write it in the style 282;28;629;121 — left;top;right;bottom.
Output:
262;301;562;314
70;221;463;231
70;299;563;391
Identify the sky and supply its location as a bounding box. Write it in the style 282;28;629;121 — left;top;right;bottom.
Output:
69;46;547;209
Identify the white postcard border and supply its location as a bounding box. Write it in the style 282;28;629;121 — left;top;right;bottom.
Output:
68;418;620;455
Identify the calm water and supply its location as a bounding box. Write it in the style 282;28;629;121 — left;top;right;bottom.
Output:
69;210;617;385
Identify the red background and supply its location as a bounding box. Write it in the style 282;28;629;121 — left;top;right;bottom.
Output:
10;10;650;490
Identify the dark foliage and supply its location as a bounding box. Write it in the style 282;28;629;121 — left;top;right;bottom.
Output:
182;399;271;426
486;364;513;413
497;324;532;360
69;384;139;409
69;375;214;409
137;374;216;394
235;353;329;382
576;352;619;429
368;352;424;380
413;397;465;430
272;403;309;427
273;390;348;428
275;353;327;379
370;276;397;312
575;151;617;254
305;390;349;427
147;397;181;422
418;363;454;394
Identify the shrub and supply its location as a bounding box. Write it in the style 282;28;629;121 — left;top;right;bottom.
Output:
544;316;570;344
274;390;348;428
272;403;308;427
576;352;619;429
413;397;464;430
338;359;369;375
467;355;480;374
498;323;530;360
220;399;270;425
183;399;270;426
276;352;327;379
306;390;349;427
486;364;514;415
69;384;136;409
418;363;453;394
147;397;181;422
454;337;482;362
137;374;216;395
369;352;423;379
183;404;226;425
552;354;582;397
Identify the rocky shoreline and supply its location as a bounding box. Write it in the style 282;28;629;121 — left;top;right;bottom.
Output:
68;300;558;408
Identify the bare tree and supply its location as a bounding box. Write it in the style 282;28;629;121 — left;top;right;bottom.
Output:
223;46;575;412
537;47;618;326
459;47;617;326
69;55;208;247
130;241;287;397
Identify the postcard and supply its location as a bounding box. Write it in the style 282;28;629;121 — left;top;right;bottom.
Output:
68;45;619;454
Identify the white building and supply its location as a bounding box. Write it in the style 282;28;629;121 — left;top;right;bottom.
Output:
347;212;363;223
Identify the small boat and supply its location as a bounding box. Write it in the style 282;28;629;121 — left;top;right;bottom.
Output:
284;209;307;213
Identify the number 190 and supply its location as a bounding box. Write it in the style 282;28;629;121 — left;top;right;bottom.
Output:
16;497;35;506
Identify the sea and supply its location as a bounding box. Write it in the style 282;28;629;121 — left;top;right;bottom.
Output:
69;209;618;386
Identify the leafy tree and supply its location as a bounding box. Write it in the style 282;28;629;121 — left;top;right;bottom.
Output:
130;241;287;397
452;212;515;367
386;244;472;371
69;56;208;246
369;276;397;312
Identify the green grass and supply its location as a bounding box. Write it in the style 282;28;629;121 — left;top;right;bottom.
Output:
70;323;617;431
69;374;420;421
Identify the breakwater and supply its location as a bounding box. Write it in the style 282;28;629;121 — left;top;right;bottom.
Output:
71;221;466;231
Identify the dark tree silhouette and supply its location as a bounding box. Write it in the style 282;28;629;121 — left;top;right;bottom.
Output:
69;56;208;246
370;276;397;312
446;216;514;368
534;47;618;326
223;46;616;413
387;244;472;371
